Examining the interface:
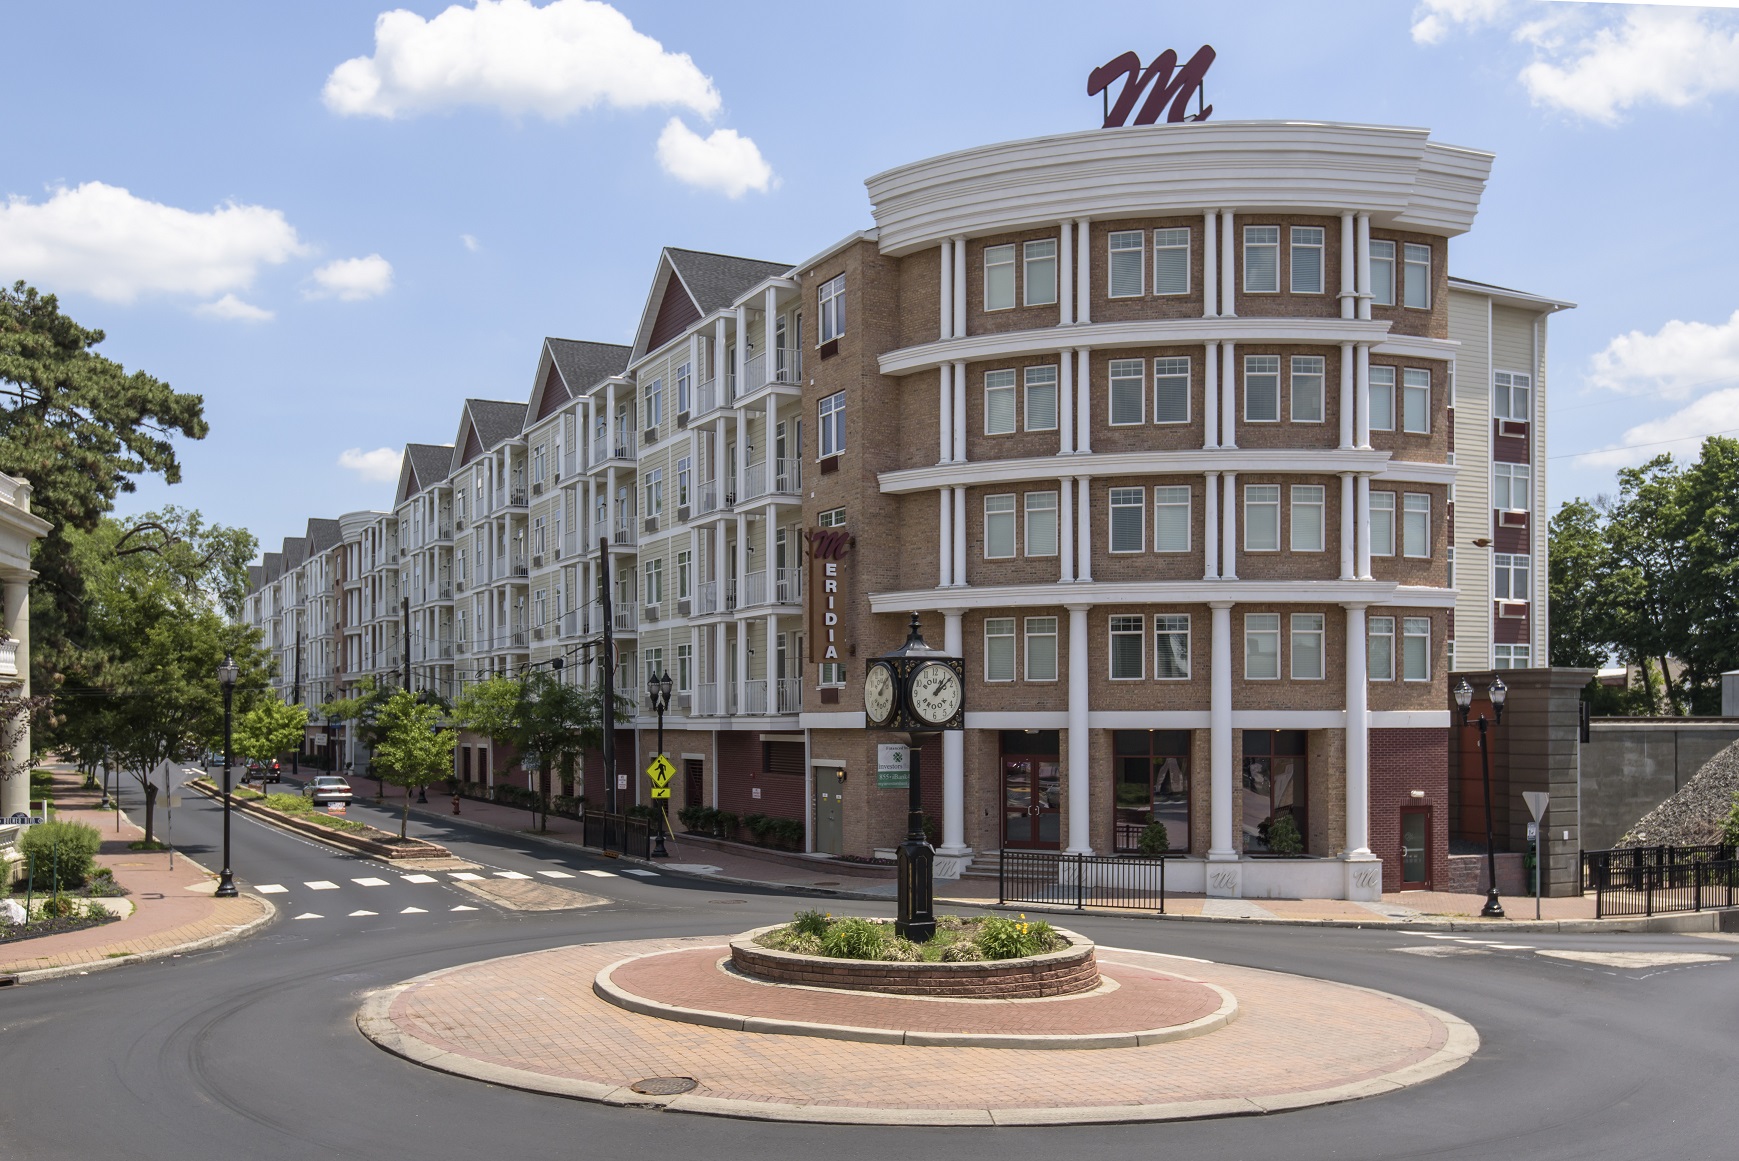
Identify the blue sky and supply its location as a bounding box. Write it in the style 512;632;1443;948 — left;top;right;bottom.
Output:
4;0;1739;557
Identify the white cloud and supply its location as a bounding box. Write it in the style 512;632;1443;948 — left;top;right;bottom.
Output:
307;254;394;301
1589;309;1739;401
1575;387;1739;469
338;447;404;483
1519;7;1739;123
195;294;274;322
655;118;774;198
324;0;720;121
1411;0;1508;45
461;233;481;252
0;181;305;304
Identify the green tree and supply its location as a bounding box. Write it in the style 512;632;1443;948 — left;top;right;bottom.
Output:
1601;455;1692;713
1548;498;1614;671
322;676;395;795
372;690;456;839
1671;437;1739;713
233;693;308;767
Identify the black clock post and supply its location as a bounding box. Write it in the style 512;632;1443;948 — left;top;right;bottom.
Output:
868;614;965;943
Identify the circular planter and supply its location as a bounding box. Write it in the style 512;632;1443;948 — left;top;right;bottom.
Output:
729;925;1100;998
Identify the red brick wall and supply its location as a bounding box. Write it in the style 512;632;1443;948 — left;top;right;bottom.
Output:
1370;727;1450;892
717;732;804;823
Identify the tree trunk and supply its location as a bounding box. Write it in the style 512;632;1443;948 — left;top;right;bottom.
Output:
142;781;158;845
401;786;409;839
1657;656;1680;714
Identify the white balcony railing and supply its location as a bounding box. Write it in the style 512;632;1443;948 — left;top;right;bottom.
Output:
696;580;719;615
742;347;802;392
695;683;720;717
698;481;722;516
613;605;637;632
741;460;768;501
776;677;801;715
776;567;803;604
772;457;802;496
742;572;767;607
743;679;768;716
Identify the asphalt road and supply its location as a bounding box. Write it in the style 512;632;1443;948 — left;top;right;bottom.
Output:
3;781;1736;1161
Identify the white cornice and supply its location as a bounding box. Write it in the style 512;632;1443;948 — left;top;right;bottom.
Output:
868;579;1456;613
880;447;1394;493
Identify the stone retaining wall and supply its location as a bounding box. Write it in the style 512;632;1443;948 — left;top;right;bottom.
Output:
729;929;1099;998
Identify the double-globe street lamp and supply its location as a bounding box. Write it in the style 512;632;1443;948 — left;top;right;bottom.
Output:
1454;675;1508;919
645;670;674;858
216;653;240;899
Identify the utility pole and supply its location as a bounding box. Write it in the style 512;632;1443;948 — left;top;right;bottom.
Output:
291;629;302;780
599;538;616;815
402;597;411;693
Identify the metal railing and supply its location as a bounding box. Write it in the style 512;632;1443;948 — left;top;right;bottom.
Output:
999;850;1169;912
773;457;802;496
776;567;802;604
562;448;578;477
741;571;767;607
743;347;803;391
1589;857;1738;918
698;481;723;515
694;683;721;716
591;430;638;465
613;605;637;632
775;677;801;714
743;679;768;715
740;459;769;501
583;809;651;859
696;580;719;615
1582;844;1731;891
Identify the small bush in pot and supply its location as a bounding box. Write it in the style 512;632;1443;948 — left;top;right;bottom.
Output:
1137;821;1171;856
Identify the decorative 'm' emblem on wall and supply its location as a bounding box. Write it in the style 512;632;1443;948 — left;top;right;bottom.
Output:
1089;46;1215;127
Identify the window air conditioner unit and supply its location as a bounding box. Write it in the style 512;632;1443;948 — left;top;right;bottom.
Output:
643;516;659;534
1498;510;1529;529
643;427;658;446
532;627;545;640
676;504;690;522
532;481;543;496
1498;419;1529;439
676;412;689;429
531;555;543;569
1498;601;1529;620
642;604;660;622
676;598;691;617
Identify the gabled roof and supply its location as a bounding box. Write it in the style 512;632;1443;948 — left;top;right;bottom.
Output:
281;537;308;569
629;247;792;362
396;443;456;506
450;398;527;473
247;564;263;591
305;517;342;555
262;552;282;584
1447;275;1576;313
525;338;631;430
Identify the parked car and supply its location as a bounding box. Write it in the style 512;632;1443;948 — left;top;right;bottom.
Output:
303;776;353;805
245;759;283;784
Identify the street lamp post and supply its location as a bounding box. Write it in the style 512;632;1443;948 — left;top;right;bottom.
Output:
1455;675;1508;919
645;670;674;858
216;653;240;899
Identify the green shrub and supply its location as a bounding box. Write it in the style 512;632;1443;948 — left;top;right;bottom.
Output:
83;899;111;921
1723;793;1739;849
19;820;101;889
550;794;585;819
39;894;79;918
792;908;832;938
770;817;803;847
264;793;307;813
625;803;653;821
821;916;885;960
940;942;984;962
1265;812;1304;855
973;915;1063;960
882;936;923;962
1137;821;1171;855
715;811;738;837
677;804;706;832
743;812;769;839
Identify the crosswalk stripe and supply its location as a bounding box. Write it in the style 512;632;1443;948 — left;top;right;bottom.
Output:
348;910;378;917
493;871;531;880
400;906;428;914
351;877;389;887
305;881;340;890
1491;944;1535;950
451;905;479;911
449;872;483;881
293;913;323;920
256;884;287;894
400;874;436;883
621;869;658;877
535;870;575;879
578;869;617;878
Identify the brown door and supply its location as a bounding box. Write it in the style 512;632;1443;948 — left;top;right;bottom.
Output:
1002;756;1061;850
1400;807;1432;889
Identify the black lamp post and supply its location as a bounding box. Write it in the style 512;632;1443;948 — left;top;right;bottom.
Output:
325;713;337;773
1455;675;1508;919
216;653;240;898
645;670;674;858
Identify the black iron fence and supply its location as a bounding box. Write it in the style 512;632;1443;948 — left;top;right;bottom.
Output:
1587;857;1739;918
999;850;1168;912
1582;844;1731;892
583;809;651;859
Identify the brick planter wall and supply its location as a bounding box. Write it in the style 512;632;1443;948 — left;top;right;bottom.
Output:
729;927;1099;998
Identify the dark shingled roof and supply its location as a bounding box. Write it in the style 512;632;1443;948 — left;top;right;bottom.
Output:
305;517;342;554
404;443;454;498
468;399;528;449
548;338;631;393
247;564;263;591
281;537;308;568
666;248;793;315
262;553;282;584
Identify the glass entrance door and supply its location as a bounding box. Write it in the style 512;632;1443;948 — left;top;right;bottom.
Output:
1400;807;1431;888
1002;756;1061;849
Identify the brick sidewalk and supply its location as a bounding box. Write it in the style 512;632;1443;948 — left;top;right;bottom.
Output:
0;768;273;979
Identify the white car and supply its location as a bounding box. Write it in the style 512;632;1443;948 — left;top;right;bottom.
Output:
303;776;353;805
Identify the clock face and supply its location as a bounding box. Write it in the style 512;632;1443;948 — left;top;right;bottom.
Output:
864;662;896;726
908;661;962;726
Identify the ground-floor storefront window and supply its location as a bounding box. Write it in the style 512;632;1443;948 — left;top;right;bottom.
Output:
1113;730;1191;853
1001;730;1060;850
1242;730;1307;853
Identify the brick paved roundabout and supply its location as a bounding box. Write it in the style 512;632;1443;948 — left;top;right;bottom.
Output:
357;933;1479;1125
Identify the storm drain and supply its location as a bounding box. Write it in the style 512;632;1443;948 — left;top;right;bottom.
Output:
630;1076;698;1096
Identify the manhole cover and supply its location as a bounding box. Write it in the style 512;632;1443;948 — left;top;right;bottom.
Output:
630;1076;697;1096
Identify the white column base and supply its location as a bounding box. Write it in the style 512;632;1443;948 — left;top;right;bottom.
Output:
1344;854;1384;902
1205;854;1243;898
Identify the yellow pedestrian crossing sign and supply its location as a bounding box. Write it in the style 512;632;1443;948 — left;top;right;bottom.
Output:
647;754;675;798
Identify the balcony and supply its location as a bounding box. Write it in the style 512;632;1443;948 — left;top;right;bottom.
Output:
590;429;638;469
610;521;637;548
695;376;734;420
743;679;768;716
510;558;529;578
776;567;803;604
698;481;724;516
613;605;638;632
562;447;579;477
742;347;802;395
560;608;582;638
562;528;577;557
776;677;801;715
694;683;721;717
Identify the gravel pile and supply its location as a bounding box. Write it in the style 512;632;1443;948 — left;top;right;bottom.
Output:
1619;739;1739;847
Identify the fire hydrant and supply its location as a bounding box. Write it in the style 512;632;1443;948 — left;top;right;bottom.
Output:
452;791;462;816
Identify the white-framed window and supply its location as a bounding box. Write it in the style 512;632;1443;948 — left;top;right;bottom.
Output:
1154;228;1190;295
1402;369;1431;434
1025;491;1059;557
676;455;691;507
532;444;547;483
1024;365;1059;431
532;515;546;554
1109;358;1145;426
643;648;663;688
1494;463;1532;512
984;494;1016;559
645;558;664;605
1245;484;1281;552
1109;230;1143;298
1495;370;1532;421
1024;239;1058;306
1448;545;1456;588
984;369;1018;435
819;506;846;528
644;467;664;517
1371;491;1396;556
1291;355;1325;423
984;244;1016;312
1494;643;1531;670
644;378;663;428
1155;614;1190;679
1154;357;1190;423
1291;485;1326;552
1109;487;1144;553
818;273;845;342
1369;365;1397;431
1245;613;1281;680
1291;226;1325;294
676;361;691;415
1243;225;1280;293
819;391;846;457
1369;616;1396;681
1245;355;1281;422
676;643;692;691
1403;493;1431;558
1370;240;1396;307
820;661;846;686
534;588;548;627
1291;613;1325;680
1154;485;1191;552
1403;243;1431;309
1402;616;1431;680
985;617;1016;682
1494;552;1531;601
1109;615;1144;680
1025;616;1058;682
1447;638;1456;672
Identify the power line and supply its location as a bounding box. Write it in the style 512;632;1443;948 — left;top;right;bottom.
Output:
1549;425;1739;462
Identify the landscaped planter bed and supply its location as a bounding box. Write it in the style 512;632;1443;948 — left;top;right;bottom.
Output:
188;780;450;860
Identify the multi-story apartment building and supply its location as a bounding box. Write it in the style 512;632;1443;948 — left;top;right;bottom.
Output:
242;119;1569;898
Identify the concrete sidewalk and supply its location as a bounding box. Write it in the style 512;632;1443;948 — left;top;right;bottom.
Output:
0;768;274;983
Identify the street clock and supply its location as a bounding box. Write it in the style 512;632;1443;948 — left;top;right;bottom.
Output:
865;613;965;732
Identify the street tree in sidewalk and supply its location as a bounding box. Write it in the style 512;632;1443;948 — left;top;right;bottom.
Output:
234;693;307;768
321;676;393;792
453;674;521;792
372;690;456;839
509;671;590;831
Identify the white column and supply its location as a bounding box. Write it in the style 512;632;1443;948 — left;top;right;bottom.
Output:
1344;603;1372;858
1355;343;1372;449
1221;471;1238;580
1219;209;1236;317
1075;349;1092;453
1203;341;1219;449
1203;472;1220;580
1339;341;1355;449
953;486;967;585
1339;473;1356;581
1075;477;1093;581
952;361;967;463
1065;604;1092;854
1208;601;1236;863
940;610;968;855
939;240;953;340
1356;474;1373;580
1075;219;1092;324
1339;211;1356;321
1059;477;1075;582
714;620;726;709
764;286;779;382
734;304;748;396
1059;349;1074;455
1220;341;1237;449
952;235;968;338
1356;213;1372;321
2;579;28;819
1058;220;1074;327
604;466;616;544
1202;210;1218;319
938;488;953;587
713;316;728;387
938;364;952;463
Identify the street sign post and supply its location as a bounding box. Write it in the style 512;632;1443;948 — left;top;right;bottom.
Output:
1522;792;1550;919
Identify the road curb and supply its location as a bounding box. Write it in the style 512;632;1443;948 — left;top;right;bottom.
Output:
8;891;278;985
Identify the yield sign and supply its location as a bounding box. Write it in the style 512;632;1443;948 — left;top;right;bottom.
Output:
1522;791;1550;822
